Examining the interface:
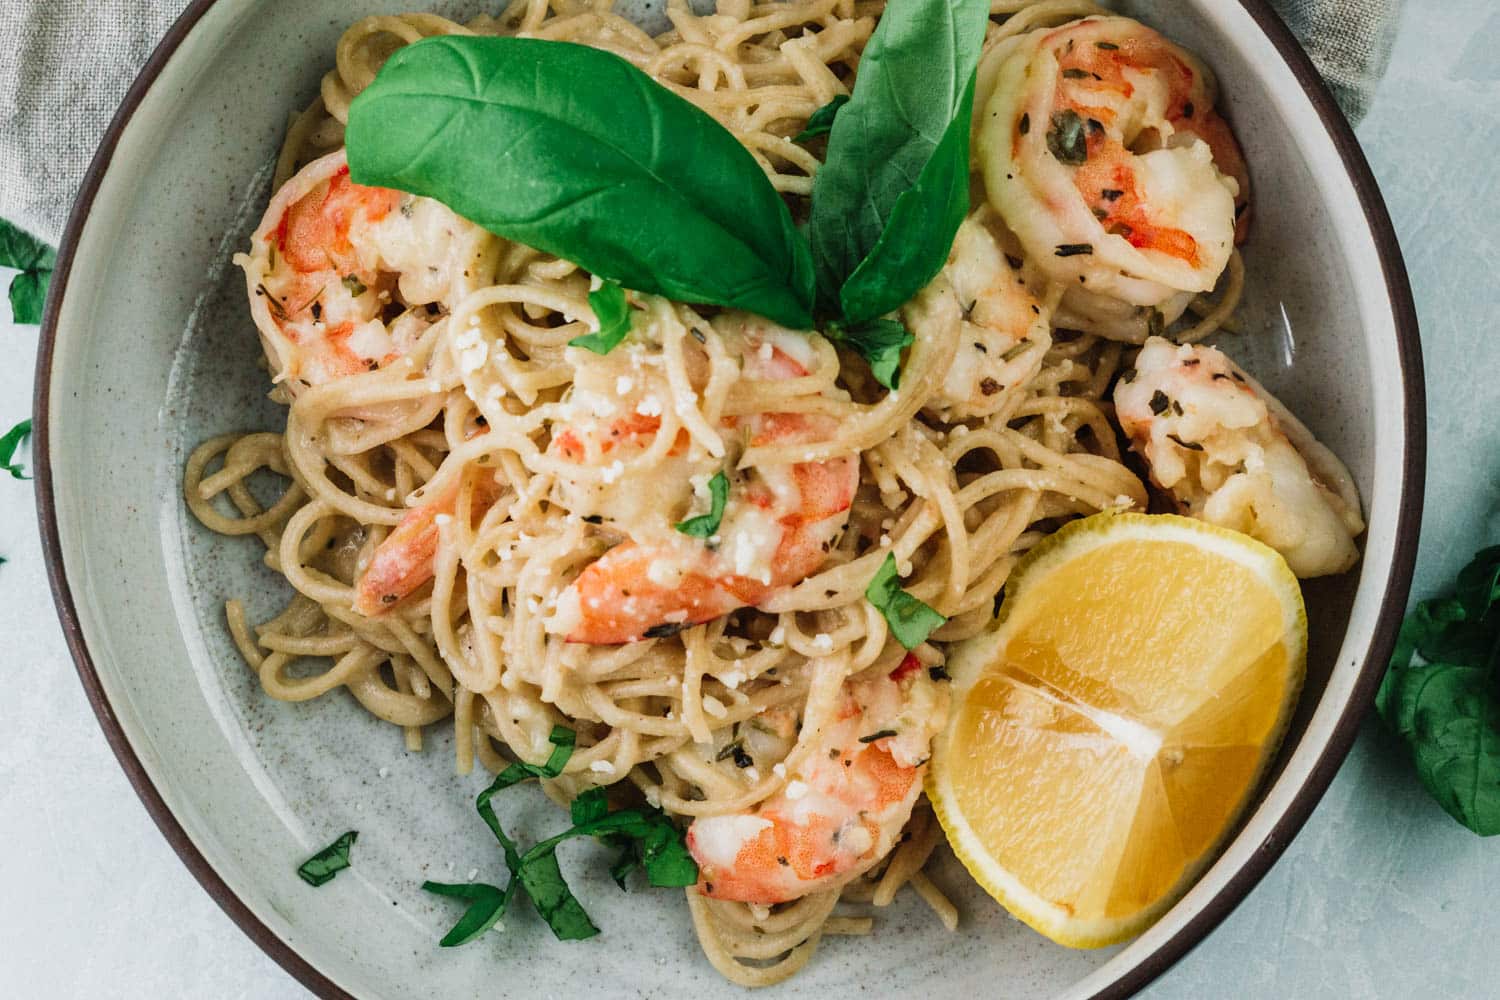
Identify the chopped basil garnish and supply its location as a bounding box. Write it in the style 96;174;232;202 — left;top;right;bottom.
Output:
422;880;511;946
1046;109;1088;165
793;94;850;143
676;470;729;537
0;419;32;480
866;553;947;650
297;830;358;887
569;280;633;355
428;727;698;946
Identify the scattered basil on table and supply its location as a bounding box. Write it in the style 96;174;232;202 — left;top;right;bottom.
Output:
1378;546;1500;835
0;219;55;326
0;418;31;480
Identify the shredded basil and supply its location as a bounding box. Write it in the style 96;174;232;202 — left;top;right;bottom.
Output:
570;280;633;354
793;94;849;142
422;881;511;946
0;419;31;480
297;830;358;887
866;553;947;650
0;219;55;325
675;470;729;538
347;37;815;328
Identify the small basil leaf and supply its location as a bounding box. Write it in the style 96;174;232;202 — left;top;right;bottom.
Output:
0;419;32;480
865;553;946;650
827;319;912;391
421;880;513;946
793;94;849;142
347;36;815;329
675;471;729;538
475;726;576;868
297;830;357;887
570;280;632;354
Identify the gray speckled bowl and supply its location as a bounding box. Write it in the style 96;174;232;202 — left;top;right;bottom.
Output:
34;1;1423;997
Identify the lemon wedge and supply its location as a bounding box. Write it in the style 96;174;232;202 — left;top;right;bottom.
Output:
928;512;1306;948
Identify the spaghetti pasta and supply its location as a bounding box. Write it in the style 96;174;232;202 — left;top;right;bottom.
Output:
186;0;1255;986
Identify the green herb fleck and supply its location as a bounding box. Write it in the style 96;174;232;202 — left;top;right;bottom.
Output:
859;729;898;743
297;830;357;887
793;94;850;142
866;553;946;650
1149;390;1170;415
0;419;32;480
827;318;912;391
570;280;633;355
1046;109;1089;165
422;881;511;946
1054;243;1094;258
341;274;368;297
676;470;729;538
1377;546;1500;835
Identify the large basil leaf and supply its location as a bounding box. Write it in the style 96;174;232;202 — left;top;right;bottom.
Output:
1377;546;1500;835
809;0;988;325
347;36;815;329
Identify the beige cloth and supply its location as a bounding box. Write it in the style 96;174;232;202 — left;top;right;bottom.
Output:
0;0;1405;247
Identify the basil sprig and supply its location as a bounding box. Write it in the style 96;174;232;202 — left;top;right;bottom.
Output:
675;471;729;538
0;419;31;480
347;36;815;329
1378;546;1500;835
297;830;358;887
807;0;989;385
866;553;946;650
0;219;55;325
426;725;698;946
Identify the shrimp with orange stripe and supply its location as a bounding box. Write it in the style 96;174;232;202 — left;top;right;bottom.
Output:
979;15;1250;342
687;656;947;904
540;314;859;645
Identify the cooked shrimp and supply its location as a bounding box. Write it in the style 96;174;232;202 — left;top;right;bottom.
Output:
353;473;502;616
687;662;947;904
1114;338;1363;577
978;16;1249;343
543;318;858;644
923;213;1052;421
239;148;493;388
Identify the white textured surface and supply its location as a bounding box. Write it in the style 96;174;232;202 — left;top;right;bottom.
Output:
1;1;1495;997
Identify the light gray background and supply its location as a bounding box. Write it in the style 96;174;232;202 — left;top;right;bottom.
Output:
0;0;1494;995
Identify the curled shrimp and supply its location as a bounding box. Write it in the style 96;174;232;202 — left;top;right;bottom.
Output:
922;212;1053;421
687;659;947;904
541;315;858;645
352;471;504;617
239;148;494;388
978;16;1249;342
1114;338;1364;577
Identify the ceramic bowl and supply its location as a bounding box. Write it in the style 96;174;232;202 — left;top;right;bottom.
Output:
34;1;1423;996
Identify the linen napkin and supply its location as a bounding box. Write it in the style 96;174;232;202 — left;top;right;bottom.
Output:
0;0;1405;249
